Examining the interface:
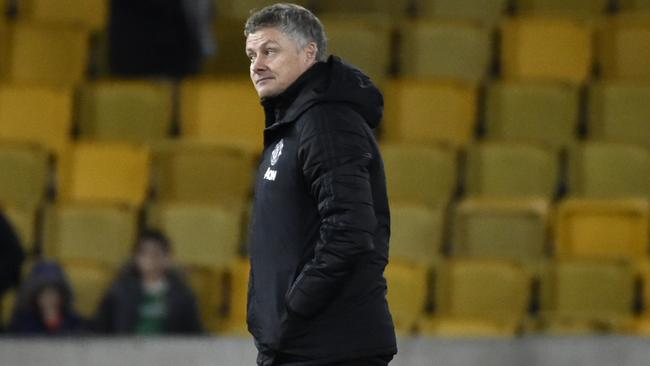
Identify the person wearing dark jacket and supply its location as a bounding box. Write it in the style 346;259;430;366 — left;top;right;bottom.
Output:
244;4;396;365
93;230;202;335
9;261;83;335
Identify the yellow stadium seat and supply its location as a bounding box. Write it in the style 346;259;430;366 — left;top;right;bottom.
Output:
42;203;138;268
62;260;114;318
485;81;580;148
384;260;429;334
414;0;508;28
399;20;493;84
569;142;649;199
219;258;251;336
0;143;49;209
598;15;650;80
182;265;225;333
147;203;243;269
451;199;550;269
1;289;16;326
515;0;608;19
555;199;650;261
501;18;593;84
638;260;650;317
203;18;249;76
588;81;650;146
620;0;650;11
383;79;478;146
1;205;37;253
59;142;150;206
0;22;90;86
19;0;108;30
320;18;391;86
150;141;256;206
390;203;444;268
381;144;457;208
465;142;560;199
540;259;636;334
77;80;173;144
216;0;308;20
311;0;410;20
0;84;72;155
421;259;530;337
180;79;263;152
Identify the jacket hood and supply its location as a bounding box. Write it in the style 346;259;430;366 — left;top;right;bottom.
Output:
15;261;75;315
261;55;384;130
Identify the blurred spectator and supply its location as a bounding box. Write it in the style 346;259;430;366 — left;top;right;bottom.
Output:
0;210;25;331
109;0;216;77
9;261;83;335
93;230;202;335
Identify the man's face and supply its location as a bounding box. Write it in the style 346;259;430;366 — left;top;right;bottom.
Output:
135;239;170;279
246;27;316;98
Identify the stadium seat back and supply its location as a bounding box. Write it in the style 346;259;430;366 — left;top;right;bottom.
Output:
598;17;650;80
0;143;49;209
78;80;173;144
383;79;477;146
619;0;650;10
485;81;580;148
62;260;114;318
515;0;608;19
414;0;508;28
465;142;560;199
399;20;492;83
384;260;429;334
390;203;444;267
183;265;225;333
381;144;457;208
220;258;250;336
20;0;107;30
501;18;593;83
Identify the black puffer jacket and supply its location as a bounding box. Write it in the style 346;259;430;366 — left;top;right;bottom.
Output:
248;56;396;365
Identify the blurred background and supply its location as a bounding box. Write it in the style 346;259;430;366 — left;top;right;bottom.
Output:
0;0;649;365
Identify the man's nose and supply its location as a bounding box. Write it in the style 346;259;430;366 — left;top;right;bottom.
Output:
251;57;267;73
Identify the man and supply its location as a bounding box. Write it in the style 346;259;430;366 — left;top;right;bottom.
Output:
244;4;396;366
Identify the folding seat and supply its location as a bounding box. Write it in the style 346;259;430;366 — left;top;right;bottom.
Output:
77;80;173;144
150;141;256;206
390;202;444;268
384;260;429;334
399;20;492;84
61;260;114;318
501;18;593;84
2;205;38;253
539;259;636;334
414;0;508;28
598;16;650;80
219;258;251;336
555;199;650;261
0;143;49;210
588;81;650;146
515;0;609;19
320;18;391;86
58;142;150;206
420;259;531;337
42;203;138;269
451;198;550;271
147;203;243;269
19;0;108;30
381;144;457;208
182;265;225;333
0;22;90;86
383;79;478;147
484;81;580;148
465;142;560;199
180;79;264;152
0;84;73;156
568;142;649;199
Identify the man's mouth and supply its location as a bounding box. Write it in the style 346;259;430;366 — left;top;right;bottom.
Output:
256;77;274;85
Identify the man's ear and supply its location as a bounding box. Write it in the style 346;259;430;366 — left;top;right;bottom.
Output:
304;42;318;63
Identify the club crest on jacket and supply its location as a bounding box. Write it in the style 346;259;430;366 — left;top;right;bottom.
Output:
271;139;284;166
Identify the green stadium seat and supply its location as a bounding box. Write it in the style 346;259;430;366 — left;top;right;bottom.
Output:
515;0;608;19
598;15;650;80
414;0;508;28
451;198;550;270
398;20;492;84
465;141;560;199
0;143;49;210
555;199;649;261
0;84;73;156
390;203;444;268
381;144;458;208
77;80;173;144
588;81;650;146
540;259;636;334
485;81;580;148
42;203;138;269
568;142;649;199
421;259;531;337
501;18;593;84
150;141;256;206
0;22;90;86
19;0;108;30
383;79;478;146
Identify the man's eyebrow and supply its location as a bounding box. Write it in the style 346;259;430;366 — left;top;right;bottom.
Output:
246;40;280;53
